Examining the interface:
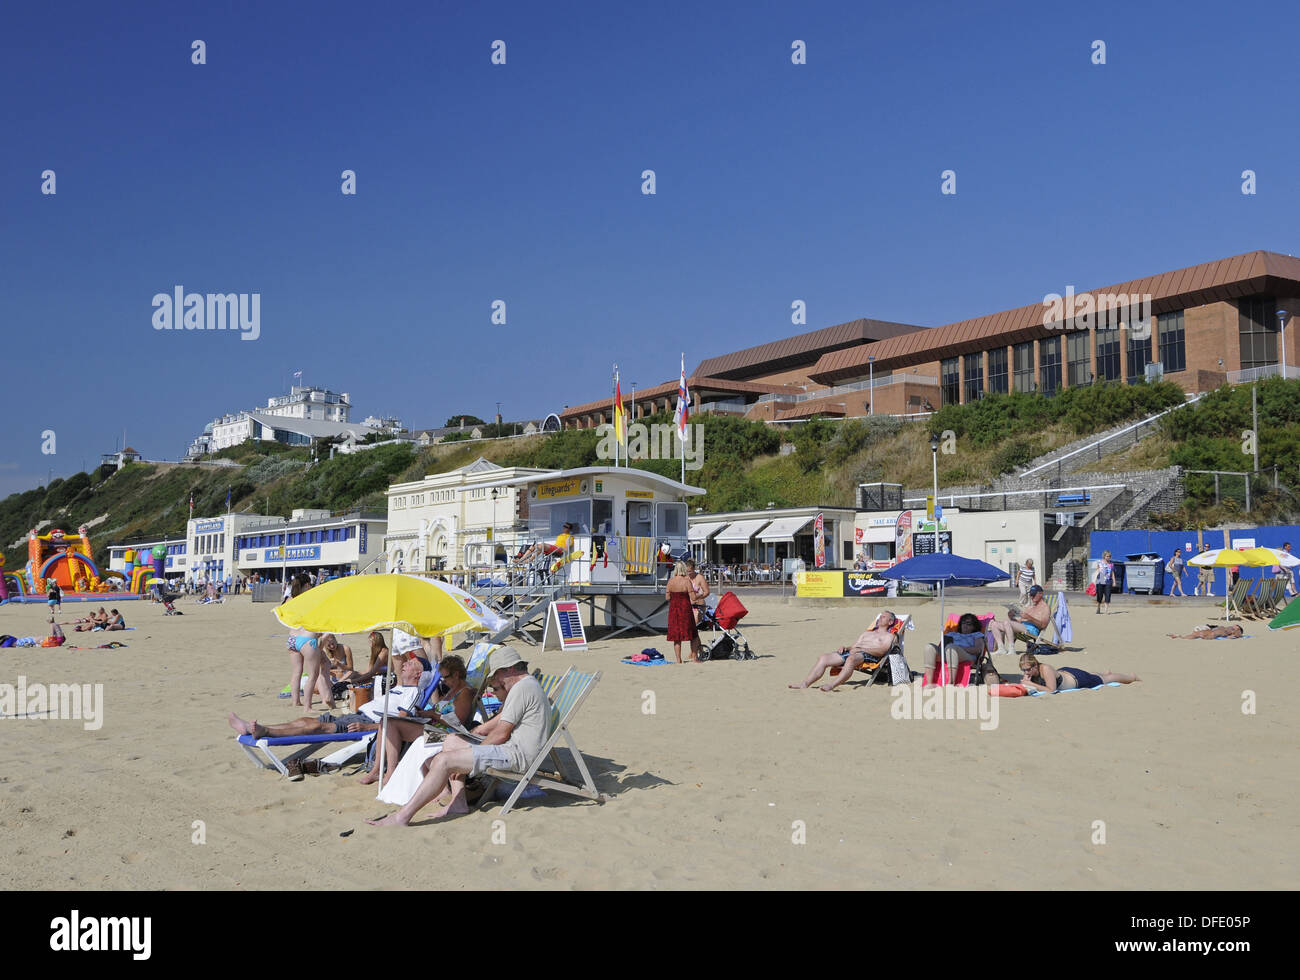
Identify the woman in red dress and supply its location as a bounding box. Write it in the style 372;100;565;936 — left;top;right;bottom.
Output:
665;561;702;664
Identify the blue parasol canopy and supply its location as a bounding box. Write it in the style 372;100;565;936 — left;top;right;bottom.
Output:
879;552;1010;587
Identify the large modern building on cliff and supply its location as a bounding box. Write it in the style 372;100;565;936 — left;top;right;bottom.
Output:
561;250;1300;427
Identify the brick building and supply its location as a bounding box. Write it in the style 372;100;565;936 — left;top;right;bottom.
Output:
560;250;1300;427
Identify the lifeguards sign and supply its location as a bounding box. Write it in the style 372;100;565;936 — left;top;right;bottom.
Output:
536;477;582;500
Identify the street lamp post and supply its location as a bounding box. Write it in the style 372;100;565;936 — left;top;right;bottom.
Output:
868;356;875;415
929;432;940;554
490;487;499;564
1277;310;1289;380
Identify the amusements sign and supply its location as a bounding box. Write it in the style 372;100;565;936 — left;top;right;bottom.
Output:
814;513;826;569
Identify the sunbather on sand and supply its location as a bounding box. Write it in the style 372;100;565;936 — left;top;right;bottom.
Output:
359;654;476;787
228;656;433;739
1167;624;1245;639
1018;652;1139;692
789;611;899;692
320;633;354;679
101;609;126;631
72;608;109;631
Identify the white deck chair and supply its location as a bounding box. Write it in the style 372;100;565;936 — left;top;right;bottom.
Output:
477;669;606;816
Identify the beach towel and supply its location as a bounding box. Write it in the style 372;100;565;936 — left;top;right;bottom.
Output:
621;536;655;575
621;657;672;665
1027;682;1122;696
1054;591;1073;643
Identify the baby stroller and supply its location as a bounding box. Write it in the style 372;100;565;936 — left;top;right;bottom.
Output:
697;591;756;661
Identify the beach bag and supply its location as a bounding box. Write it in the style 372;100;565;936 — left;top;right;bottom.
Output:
1165;559;1174;573
883;652;912;684
0;635;15;648
1085;582;1097;597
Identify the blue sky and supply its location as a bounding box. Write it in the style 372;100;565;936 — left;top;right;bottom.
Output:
3;0;1297;499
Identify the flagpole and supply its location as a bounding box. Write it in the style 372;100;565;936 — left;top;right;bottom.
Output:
680;353;686;485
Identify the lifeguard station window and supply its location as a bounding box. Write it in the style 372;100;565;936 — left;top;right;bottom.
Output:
627;501;653;537
592;498;613;536
656;502;686;538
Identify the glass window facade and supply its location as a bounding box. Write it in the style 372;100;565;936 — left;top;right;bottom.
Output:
1067;330;1091;387
941;357;960;406
1158;311;1186;373
1039;337;1061;395
987;347;1008;394
963;352;984;402
1238;296;1278;370
1013;342;1035;392
1127;325;1152;383
1096;326;1122;381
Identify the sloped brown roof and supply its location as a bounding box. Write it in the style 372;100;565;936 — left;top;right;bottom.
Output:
693;318;924;380
809;250;1300;384
560;376;794;420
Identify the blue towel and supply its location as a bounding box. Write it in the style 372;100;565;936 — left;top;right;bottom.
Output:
621;658;672;666
1028;682;1121;696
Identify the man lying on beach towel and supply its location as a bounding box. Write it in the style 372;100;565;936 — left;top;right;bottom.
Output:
1167;624;1245;639
228;656;434;739
1017;653;1139;692
788;611;900;692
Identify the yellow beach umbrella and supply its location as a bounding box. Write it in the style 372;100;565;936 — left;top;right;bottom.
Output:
1189;548;1272;619
1241;547;1300;568
274;573;508;637
275;574;510;790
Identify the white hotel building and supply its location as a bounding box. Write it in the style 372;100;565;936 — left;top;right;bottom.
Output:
108;509;387;583
189;386;403;456
384;458;551;571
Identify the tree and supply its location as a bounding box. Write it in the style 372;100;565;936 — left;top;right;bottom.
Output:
444;415;486;428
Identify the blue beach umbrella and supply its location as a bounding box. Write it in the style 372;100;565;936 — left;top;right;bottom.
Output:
881;553;1011;680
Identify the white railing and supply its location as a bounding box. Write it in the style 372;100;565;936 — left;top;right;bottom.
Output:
903;483;1126;506
755;374;939;405
697;400;750;414
1017;392;1204;478
1226;364;1300;384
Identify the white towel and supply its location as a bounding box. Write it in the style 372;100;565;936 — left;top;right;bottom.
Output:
1054;591;1073;643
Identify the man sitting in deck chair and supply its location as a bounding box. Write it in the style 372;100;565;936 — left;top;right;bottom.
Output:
988;585;1051;651
788;611;901;692
228;656;434;739
368;646;549;827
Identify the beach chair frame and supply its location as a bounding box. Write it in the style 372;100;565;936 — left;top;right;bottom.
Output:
478;669;607;817
237;732;373;777
1225;578;1253;620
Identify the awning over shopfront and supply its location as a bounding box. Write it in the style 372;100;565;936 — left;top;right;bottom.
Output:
713;519;771;544
757;516;813;542
688;520;730;543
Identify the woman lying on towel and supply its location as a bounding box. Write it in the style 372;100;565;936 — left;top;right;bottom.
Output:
1018;652;1139;692
1167;624;1245;640
359;654;476;788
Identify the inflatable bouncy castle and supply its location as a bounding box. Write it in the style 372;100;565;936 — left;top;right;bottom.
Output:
10;525;139;602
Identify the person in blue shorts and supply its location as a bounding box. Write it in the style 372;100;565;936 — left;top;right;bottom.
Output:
1018;652;1139;692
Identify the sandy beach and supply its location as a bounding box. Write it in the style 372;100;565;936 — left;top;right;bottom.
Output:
1;591;1295;890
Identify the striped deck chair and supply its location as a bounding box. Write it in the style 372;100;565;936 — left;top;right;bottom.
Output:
1225;578;1254;620
477;668;606;816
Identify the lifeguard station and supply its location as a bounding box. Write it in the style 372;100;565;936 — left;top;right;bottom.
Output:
450;466;704;645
